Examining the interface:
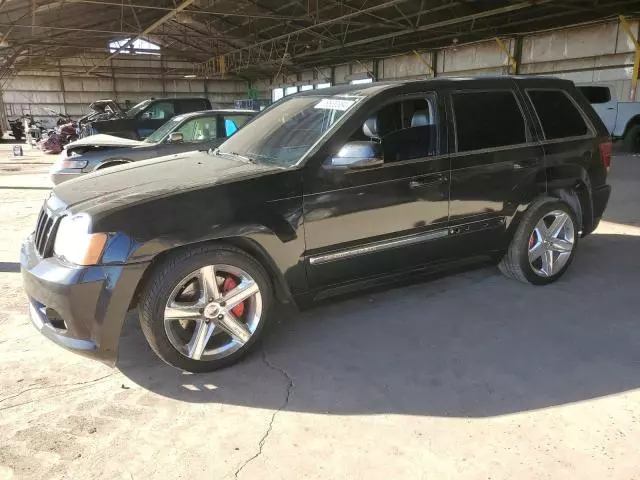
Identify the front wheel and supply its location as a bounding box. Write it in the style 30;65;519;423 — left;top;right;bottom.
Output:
499;198;578;285
138;245;273;372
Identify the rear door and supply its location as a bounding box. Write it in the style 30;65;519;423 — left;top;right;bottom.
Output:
446;82;545;255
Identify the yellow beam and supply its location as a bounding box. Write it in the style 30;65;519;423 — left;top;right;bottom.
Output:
494;37;517;74
620;15;640;101
413;50;434;76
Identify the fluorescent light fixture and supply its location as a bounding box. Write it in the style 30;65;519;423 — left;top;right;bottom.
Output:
184;74;196;78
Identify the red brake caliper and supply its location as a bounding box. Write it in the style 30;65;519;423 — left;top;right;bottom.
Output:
222;276;245;317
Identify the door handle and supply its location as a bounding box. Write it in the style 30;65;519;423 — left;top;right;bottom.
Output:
409;175;446;189
606;107;615;110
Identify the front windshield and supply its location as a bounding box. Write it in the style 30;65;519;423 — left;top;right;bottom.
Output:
144;115;185;143
126;99;152;118
217;95;362;167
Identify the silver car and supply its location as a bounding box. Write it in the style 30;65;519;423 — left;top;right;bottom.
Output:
50;109;256;184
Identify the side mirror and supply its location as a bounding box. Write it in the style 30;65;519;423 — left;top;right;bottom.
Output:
140;111;152;120
325;141;383;170
168;132;184;144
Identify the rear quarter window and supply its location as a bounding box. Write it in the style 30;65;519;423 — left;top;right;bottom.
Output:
578;86;611;104
176;99;209;114
527;90;590;140
451;90;528;152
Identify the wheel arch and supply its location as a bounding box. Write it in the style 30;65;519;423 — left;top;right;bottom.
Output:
622;115;640;138
507;164;595;239
96;158;132;170
128;234;297;311
545;164;595;236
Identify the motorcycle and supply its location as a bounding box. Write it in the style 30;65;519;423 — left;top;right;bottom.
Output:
38;113;78;154
25;115;47;146
8;118;25;140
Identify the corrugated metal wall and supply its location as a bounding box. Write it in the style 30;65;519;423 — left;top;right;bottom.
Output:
3;54;248;124
5;18;639;126
258;19;640;102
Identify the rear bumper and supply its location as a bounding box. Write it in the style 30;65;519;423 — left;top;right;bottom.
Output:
592;184;611;219
589;184;612;233
21;235;148;366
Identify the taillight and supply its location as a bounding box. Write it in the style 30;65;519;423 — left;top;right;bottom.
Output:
599;139;612;171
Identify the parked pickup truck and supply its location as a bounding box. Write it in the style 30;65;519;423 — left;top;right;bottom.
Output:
578;84;640;152
78;97;212;140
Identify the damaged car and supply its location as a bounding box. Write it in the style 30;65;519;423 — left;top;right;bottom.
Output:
78;97;213;140
51;109;256;184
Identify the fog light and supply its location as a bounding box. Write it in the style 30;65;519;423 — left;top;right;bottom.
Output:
45;307;67;330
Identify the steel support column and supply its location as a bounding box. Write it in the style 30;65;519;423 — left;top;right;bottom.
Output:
620;15;640;101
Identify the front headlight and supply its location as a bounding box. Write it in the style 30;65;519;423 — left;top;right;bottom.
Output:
54;214;107;266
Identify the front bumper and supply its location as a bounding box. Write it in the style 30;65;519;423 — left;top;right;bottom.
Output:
21;235;149;366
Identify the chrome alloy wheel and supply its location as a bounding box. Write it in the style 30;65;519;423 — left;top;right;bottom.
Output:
163;264;262;361
528;210;576;278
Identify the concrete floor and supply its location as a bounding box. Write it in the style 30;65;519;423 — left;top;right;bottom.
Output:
1;148;639;480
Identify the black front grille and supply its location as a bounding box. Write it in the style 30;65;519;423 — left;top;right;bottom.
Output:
34;207;58;257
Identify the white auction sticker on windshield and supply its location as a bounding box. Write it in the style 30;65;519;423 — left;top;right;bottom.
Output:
314;99;355;111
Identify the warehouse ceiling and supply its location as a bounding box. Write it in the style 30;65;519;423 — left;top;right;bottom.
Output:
1;0;640;79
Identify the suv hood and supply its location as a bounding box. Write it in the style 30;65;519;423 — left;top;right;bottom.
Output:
89;99;123;115
65;134;146;149
52;151;279;215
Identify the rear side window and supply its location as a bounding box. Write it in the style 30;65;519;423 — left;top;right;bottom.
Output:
528;90;589;140
452;91;527;152
176;99;209;114
578;86;611;104
221;114;252;137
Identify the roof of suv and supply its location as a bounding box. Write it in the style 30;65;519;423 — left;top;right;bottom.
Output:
169;109;258;121
296;76;573;98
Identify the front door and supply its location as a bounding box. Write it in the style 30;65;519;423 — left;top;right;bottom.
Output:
137;100;176;139
303;93;451;289
160;115;219;156
445;84;545;255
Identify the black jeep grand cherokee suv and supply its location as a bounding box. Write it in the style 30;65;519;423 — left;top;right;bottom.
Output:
22;77;611;372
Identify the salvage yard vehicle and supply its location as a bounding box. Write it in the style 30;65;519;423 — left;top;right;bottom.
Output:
78;97;212;140
50;109;256;184
21;77;612;373
578;84;640;152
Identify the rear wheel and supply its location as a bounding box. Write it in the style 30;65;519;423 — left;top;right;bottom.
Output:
623;124;640;153
499;198;578;285
138;245;273;372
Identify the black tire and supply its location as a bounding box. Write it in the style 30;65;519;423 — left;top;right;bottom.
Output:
499;197;578;285
138;244;273;372
623;124;640;153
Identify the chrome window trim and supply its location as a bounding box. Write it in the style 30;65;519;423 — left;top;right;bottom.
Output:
448;141;539;159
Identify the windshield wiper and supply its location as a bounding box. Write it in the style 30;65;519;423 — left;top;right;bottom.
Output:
214;150;256;163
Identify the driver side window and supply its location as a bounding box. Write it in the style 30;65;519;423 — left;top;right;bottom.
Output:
347;96;439;163
142;101;175;120
175;117;217;143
